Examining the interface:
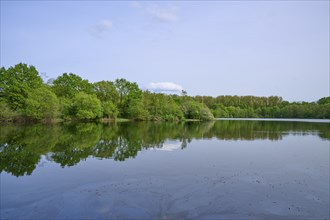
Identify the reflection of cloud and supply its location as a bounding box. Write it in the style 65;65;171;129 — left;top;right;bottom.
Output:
37;155;48;167
154;142;181;151
146;5;179;22
89;20;113;38
147;82;183;93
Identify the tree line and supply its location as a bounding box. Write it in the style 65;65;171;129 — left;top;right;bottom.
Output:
0;63;329;122
195;95;330;119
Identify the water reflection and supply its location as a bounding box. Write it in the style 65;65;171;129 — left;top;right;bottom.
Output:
0;120;329;177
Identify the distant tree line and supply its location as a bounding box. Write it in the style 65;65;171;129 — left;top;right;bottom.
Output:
0;63;329;122
194;95;330;119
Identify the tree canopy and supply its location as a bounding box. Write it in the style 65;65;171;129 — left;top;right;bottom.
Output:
0;63;329;122
0;63;43;110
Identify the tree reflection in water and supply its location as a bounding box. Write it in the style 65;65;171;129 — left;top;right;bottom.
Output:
0;120;329;177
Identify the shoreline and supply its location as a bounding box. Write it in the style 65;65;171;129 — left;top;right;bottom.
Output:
1;117;329;125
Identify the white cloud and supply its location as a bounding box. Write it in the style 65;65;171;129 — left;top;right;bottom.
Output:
147;82;183;92
89;20;113;38
146;5;179;22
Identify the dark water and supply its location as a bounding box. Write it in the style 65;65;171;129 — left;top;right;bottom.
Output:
0;120;329;219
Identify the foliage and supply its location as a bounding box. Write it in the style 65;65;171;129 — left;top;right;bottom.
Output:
0;63;43;110
52;73;93;98
24;86;59;120
0;99;18;120
72;92;102;120
182;101;214;120
0;63;329;121
102;101;119;119
142;92;184;121
200;107;215;121
57;97;75;120
318;97;330;105
127;99;148;120
198;95;330;119
94;81;119;104
114;78;143;118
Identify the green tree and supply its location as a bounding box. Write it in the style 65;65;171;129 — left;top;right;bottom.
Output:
56;97;76;120
114;78;143;117
52;73;93;98
317;104;330;118
317;97;330;105
0;63;43;110
72;92;102;120
94;81;119;104
93;81;120;119
24;86;60;120
114;78;131;108
102;101;119;119
183;101;214;120
200;107;215;120
127;99;148;120
142;92;183;121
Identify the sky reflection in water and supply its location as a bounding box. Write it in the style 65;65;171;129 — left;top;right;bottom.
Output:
0;120;329;219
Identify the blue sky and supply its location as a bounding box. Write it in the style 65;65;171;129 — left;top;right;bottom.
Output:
1;1;329;102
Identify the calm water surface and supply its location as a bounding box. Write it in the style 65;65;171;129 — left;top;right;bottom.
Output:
0;120;329;219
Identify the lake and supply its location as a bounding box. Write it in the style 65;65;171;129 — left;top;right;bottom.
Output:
0;120;329;219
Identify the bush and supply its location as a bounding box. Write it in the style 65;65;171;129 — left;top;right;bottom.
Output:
72;92;102;120
183;101;215;120
24;87;59;120
200;107;215;121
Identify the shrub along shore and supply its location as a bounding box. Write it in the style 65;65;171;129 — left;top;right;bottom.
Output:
1;63;329;123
